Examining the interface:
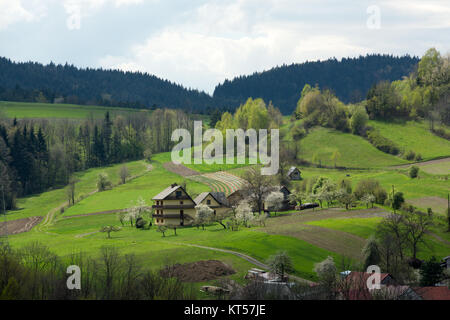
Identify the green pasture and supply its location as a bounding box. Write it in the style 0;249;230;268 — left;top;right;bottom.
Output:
0;101;149;119
298;127;407;168
369;120;450;160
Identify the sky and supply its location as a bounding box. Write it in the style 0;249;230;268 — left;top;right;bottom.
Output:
0;0;449;94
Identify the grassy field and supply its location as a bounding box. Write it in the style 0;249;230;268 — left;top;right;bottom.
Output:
298;127;408;168
62;153;210;216
290;166;450;214
305;214;449;259
7;211;342;281
369;120;450;160
6;160;148;221
0;101;150;119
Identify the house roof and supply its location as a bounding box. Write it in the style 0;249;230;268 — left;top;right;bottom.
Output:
413;287;450;300
279;185;291;194
152;183;195;202
211;192;229;206
194;192;229;206
345;272;393;285
287;167;300;176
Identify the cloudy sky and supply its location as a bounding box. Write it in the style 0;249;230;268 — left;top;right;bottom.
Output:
0;0;449;93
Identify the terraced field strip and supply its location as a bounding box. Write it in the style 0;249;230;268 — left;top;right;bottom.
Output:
187;175;230;194
202;171;247;195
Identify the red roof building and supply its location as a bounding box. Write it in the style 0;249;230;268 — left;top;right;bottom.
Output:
413;287;450;300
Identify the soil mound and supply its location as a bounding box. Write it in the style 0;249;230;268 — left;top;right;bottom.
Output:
160;260;235;282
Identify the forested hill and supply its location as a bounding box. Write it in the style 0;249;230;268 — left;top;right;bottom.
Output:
0;57;213;112
213;55;419;114
0;55;419;114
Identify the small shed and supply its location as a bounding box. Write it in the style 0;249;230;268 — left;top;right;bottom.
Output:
287;167;301;180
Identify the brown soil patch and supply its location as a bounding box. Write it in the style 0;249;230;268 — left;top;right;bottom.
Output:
408;197;448;215
163;162;199;177
0;216;43;235
259;208;389;260
160;260;235;282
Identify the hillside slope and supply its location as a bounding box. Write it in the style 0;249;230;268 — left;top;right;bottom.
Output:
369;120;450;160
298;127;408;168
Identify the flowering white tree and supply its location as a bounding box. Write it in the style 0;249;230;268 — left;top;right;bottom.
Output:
236;201;254;227
361;193;376;208
195;204;214;230
126;197;149;226
265;191;284;216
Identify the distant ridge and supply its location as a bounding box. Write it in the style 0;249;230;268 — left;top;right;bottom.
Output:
0;57;213;112
0;54;419;114
213;54;419;114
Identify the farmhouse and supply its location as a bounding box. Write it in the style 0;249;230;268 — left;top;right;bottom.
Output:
152;185;230;226
152;183;196;226
287;167;301;180
194;192;230;216
227;189;246;206
263;186;293;211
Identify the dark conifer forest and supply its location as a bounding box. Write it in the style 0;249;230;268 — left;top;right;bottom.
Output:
0;55;419;114
214;55;419;114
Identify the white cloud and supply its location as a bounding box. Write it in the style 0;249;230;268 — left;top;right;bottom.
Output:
62;0;145;30
381;0;450;29
99;0;370;93
0;0;41;30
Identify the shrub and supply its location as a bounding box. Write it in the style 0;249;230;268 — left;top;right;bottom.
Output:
350;107;369;135
415;153;423;161
367;130;400;155
373;186;388;205
432;128;450;140
404;150;416;161
135;217;147;229
409;166;419;179
97;172;112;191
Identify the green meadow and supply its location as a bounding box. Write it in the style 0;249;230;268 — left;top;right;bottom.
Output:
6;161;148;221
298;127;408;168
369;120;450;160
0;101;149;119
62;153;210;216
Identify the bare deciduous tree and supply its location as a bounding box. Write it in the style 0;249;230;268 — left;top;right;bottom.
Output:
242;168;275;214
119;165;130;184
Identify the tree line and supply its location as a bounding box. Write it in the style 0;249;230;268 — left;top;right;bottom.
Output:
0;54;420;115
0;109;193;211
0;57;213;112
0;242;196;300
